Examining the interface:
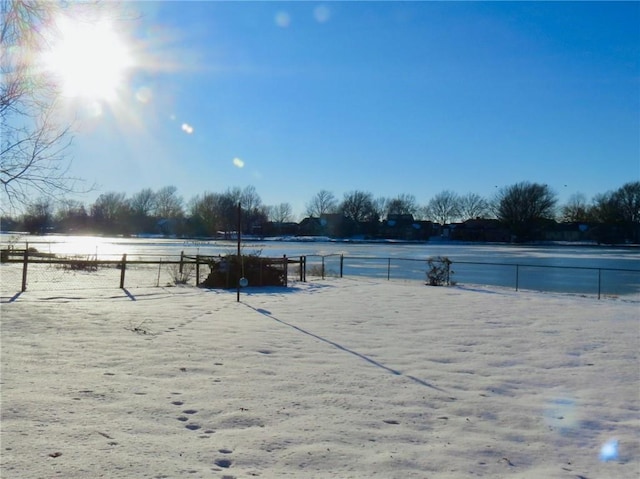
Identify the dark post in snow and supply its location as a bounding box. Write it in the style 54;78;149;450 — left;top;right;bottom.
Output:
120;254;127;289
21;245;28;292
236;202;241;303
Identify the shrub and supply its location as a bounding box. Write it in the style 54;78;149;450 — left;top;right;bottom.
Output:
61;255;99;272
426;256;453;286
168;262;195;285
305;263;338;278
199;254;286;288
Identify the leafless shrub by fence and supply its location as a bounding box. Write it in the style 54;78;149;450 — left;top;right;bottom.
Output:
59;255;99;272
167;262;195;285
304;263;338;278
426;256;454;286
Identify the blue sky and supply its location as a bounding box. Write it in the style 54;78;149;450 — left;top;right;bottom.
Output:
65;1;639;218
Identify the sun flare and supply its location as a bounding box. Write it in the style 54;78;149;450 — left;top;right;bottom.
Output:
42;15;134;103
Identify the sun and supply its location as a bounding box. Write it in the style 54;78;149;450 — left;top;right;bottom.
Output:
42;15;134;104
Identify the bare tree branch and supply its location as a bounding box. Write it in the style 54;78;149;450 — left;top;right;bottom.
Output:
1;0;90;212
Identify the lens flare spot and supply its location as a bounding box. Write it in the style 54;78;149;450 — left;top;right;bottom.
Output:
135;86;153;103
600;439;619;462
314;5;331;23
275;11;291;28
233;157;245;168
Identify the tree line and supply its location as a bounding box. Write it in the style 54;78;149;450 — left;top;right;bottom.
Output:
2;181;638;244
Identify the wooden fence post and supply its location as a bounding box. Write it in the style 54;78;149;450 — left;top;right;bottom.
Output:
179;250;184;274
120;254;127;289
156;259;162;287
283;255;288;287
340;254;344;278
196;255;200;286
21;247;28;292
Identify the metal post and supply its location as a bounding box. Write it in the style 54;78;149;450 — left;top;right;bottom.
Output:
120;254;127;289
322;256;325;279
237;202;241;302
340;254;344;278
515;264;519;291
284;254;288;287
387;258;391;280
446;260;450;285
21;247;28;292
597;268;601;300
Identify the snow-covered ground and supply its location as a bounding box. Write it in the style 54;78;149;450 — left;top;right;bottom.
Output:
1;277;638;478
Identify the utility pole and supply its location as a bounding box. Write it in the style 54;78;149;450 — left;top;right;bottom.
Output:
236;202;241;302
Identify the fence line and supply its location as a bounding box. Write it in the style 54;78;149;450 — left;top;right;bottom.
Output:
2;248;638;299
302;254;639;299
1;250;304;292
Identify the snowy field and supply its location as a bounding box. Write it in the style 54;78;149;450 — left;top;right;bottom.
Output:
1;276;638;478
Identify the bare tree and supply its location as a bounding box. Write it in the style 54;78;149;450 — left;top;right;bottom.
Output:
589;182;640;225
372;196;387;221
1;1;86;210
55;198;86;219
560;193;590;222
457;193;489;221
269;203;293;223
188;187;265;237
22;196;54;233
340;190;378;223
306;190;338;217
153;186;183;219
426;190;460;225
91;191;130;231
188;192;221;236
238;185;266;234
55;198;88;232
589;192;619;224
614;181;640;224
239;185;262;213
495;182;557;241
129;188;157;217
385;193;419;218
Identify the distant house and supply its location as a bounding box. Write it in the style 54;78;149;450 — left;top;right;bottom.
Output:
380;215;434;240
261;221;299;237
449;219;510;242
298;217;325;236
321;214;356;238
157;218;178;236
543;222;592;242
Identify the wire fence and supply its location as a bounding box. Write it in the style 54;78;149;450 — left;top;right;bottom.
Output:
303;254;640;299
0;254;186;292
0;250;303;295
2;249;638;300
